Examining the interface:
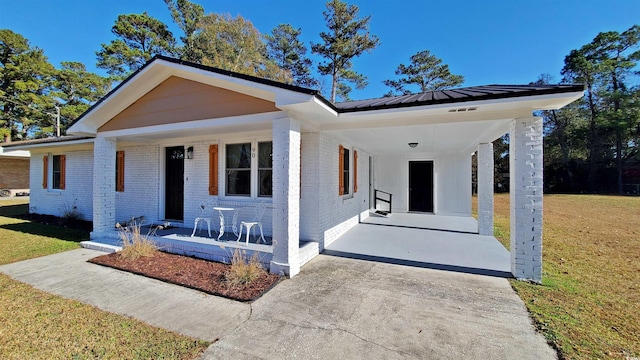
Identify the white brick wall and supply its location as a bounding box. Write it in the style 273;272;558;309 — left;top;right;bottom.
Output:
93;136;116;235
510;117;543;282
375;152;471;216
115;144;160;224
29;150;93;220
270;118;301;276
316;133;370;248
182;140;274;235
300;132;320;241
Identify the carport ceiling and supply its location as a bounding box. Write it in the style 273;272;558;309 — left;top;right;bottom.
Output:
331;118;511;155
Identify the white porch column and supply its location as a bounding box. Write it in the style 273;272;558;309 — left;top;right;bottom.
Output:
270;117;301;277
91;135;117;239
478;142;494;236
509;116;543;282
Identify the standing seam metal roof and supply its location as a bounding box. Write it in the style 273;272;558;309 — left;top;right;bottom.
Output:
334;84;584;112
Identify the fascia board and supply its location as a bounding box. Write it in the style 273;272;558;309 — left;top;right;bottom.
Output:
3;138;95;152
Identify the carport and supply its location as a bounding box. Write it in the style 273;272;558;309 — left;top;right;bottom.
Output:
322;84;583;282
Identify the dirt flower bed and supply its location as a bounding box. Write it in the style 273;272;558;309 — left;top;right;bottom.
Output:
89;251;281;302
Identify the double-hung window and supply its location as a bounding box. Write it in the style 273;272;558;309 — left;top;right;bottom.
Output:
225;141;272;198
339;145;358;196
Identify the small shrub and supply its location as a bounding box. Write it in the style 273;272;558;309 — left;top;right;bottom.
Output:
225;249;265;285
117;222;158;260
61;203;82;226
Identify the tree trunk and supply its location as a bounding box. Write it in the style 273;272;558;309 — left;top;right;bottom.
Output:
586;86;599;193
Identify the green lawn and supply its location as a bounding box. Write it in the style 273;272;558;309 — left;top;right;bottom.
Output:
480;194;640;359
0;198;209;359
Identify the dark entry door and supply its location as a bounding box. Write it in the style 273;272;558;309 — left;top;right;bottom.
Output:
409;161;434;212
165;146;184;220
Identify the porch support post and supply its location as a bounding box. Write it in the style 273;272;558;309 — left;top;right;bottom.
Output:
91;135;117;239
477;142;494;236
509;116;543;282
270;117;301;277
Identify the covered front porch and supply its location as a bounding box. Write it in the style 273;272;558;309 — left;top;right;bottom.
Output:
83;224;320;270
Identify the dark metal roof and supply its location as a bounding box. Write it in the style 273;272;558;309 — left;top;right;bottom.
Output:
1;136;94;148
334;84;584;112
64;55;583;131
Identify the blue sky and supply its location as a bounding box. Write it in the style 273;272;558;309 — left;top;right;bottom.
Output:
1;0;638;100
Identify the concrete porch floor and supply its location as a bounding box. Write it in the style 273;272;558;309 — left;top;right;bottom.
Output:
82;225;320;271
325;213;511;277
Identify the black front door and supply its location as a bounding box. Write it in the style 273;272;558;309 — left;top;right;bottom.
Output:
409;161;434;212
165;146;184;220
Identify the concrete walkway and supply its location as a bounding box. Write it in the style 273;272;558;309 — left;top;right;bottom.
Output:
0;248;249;341
0;249;556;359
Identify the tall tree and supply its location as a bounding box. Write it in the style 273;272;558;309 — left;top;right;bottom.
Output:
592;25;640;193
96;12;177;80
51;62;111;135
165;0;205;63
265;24;317;88
311;0;379;102
192;13;289;81
0;29;55;142
562;24;640;193
383;50;464;96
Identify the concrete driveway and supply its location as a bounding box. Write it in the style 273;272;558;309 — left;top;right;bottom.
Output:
0;249;556;359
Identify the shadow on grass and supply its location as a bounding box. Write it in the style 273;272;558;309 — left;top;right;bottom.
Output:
0;203;29;218
0;222;89;243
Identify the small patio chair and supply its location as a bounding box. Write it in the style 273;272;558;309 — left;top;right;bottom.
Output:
236;201;267;245
191;199;218;237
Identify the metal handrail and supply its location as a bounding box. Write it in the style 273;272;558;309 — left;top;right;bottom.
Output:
374;189;392;214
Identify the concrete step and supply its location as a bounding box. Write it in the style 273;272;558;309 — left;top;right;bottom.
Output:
80;241;122;253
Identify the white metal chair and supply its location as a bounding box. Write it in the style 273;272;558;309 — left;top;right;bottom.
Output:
191;199;218;237
236;201;267;245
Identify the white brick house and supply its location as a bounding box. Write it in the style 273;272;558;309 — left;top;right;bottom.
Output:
4;56;582;281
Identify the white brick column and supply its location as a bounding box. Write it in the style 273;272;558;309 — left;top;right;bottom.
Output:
477;142;494;236
270;117;301;277
91;135;117;239
509;117;543;282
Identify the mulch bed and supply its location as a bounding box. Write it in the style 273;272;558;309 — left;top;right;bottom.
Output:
89;251;281;302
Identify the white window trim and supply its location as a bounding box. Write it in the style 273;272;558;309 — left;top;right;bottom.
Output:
220;138;273;201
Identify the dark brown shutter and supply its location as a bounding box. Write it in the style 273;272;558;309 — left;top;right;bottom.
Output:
59;155;66;190
116;151;125;192
339;145;345;195
354;150;358;193
209;144;218;195
42;155;48;189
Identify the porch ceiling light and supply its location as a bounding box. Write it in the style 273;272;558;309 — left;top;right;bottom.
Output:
408;142;418;148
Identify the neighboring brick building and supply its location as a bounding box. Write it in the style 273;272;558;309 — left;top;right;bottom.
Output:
4;56;583;281
0;148;30;196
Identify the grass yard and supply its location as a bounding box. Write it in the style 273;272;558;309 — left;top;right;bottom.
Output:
0;198;209;359
488;194;640;359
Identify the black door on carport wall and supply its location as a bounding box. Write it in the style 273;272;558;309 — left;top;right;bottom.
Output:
165;146;184;220
408;160;434;212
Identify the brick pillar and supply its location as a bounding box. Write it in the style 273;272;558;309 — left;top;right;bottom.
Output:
510;117;543;282
270;117;301;277
91;136;117;239
477;142;494;236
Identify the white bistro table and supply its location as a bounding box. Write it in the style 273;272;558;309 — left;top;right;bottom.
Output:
213;206;237;241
